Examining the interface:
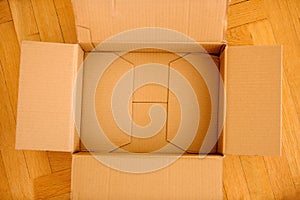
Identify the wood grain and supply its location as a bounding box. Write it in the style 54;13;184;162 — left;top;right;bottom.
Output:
0;0;12;24
8;0;40;43
263;0;300;115
228;0;266;29
1;150;34;199
34;169;71;199
264;153;297;199
230;0;248;6
0;61;16;149
223;156;251;200
47;152;72;173
53;0;77;43
281;71;300;190
226;25;253;46
240;156;275;200
23;151;52;179
46;193;70;200
0;151;12;200
30;0;64;42
0;21;20;115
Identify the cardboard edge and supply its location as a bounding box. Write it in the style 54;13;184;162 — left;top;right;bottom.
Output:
217;45;228;155
72;151;224;159
70;44;84;153
76;26;94;51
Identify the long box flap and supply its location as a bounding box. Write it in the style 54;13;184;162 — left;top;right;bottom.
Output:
72;0;228;51
71;152;223;199
224;46;282;156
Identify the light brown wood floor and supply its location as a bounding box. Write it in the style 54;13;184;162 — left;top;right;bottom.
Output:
0;0;299;199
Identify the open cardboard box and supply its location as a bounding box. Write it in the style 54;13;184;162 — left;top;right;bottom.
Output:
15;0;282;199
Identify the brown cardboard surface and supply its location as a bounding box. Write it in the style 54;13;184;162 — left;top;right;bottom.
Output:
81;52;134;151
72;0;227;51
16;41;83;152
121;103;169;153
168;54;219;153
122;51;180;103
224;46;282;156
71;152;223;200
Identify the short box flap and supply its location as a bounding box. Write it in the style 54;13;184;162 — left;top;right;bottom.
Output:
224;46;282;156
16;41;83;152
72;0;228;51
71;153;223;199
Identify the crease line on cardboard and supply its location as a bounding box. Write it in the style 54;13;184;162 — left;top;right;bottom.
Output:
113;52;134;146
166;53;190;144
223;46;228;154
71;45;79;152
76;25;95;50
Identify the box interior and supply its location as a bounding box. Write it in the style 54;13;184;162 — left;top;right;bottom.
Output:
78;43;226;157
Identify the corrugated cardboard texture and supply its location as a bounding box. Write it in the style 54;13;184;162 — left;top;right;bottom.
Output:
168;54;219;153
72;0;227;51
16;41;83;152
225;46;282;156
71;153;223;200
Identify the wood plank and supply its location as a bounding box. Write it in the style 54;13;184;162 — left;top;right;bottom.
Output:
0;61;16;149
0;21;20;115
247;19;276;45
264;153;297;199
262;0;300;114
47;152;72;172
0;0;12;24
1;150;34;199
8;0;40;43
226;25;253;46
228;0;266;29
229;0;248;6
286;0;300;42
31;0;63;42
222;186;228;200
34;169;71;199
223;156;251;200
0;151;12;200
46;193;70;200
23;150;52;179
262;0;300;50
53;0;77;43
281;71;300;190
240;156;275;200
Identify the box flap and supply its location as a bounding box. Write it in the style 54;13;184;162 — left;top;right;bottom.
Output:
224;46;282;156
71;152;223;199
16;41;83;152
72;0;228;51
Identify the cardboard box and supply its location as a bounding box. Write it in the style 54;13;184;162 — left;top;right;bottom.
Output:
15;0;282;199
